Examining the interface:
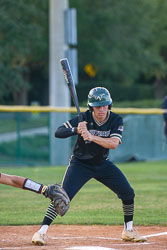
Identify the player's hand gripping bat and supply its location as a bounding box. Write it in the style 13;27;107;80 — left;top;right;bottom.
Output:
60;58;90;144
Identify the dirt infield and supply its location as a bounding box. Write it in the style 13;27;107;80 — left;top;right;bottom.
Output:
0;225;167;250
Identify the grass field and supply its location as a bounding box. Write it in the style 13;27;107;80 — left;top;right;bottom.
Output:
0;160;167;226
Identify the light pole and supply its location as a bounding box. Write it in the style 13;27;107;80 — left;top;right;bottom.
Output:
49;0;70;165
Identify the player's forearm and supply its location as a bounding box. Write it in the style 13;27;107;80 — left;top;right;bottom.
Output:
0;173;25;188
55;126;78;138
80;129;120;149
91;135;119;149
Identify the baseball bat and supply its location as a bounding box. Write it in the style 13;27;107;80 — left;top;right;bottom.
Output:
60;58;90;143
60;58;81;117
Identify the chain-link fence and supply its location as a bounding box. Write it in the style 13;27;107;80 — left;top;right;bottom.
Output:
0;106;166;166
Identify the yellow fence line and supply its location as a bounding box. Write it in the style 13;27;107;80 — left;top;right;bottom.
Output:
0;105;78;113
0;105;166;114
113;107;165;115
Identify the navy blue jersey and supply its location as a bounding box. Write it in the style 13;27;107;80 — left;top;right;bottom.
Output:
55;110;123;164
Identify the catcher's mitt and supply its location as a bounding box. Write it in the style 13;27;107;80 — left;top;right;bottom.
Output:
44;184;70;216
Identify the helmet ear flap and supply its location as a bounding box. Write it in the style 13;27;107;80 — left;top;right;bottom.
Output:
88;105;93;111
108;104;112;110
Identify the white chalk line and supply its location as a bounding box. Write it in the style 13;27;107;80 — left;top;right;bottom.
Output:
51;236;151;247
51;231;167;241
50;236;120;240
144;231;167;238
110;242;150;246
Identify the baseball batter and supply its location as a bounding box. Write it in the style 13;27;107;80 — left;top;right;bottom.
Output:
32;87;147;245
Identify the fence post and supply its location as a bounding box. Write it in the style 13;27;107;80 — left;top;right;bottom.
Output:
16;112;21;164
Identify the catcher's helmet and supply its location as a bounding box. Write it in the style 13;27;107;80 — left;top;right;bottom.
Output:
88;87;112;108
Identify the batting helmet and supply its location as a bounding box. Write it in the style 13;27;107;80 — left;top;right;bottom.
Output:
88;87;112;108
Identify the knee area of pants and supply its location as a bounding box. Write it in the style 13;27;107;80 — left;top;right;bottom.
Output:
120;189;135;201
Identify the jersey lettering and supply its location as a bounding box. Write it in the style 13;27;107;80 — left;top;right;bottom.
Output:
89;129;111;137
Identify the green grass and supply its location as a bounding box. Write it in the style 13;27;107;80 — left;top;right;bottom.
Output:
0;160;167;226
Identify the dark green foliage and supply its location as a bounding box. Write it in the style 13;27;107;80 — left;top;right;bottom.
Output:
1;0;167;104
113;99;163;108
0;0;48;103
77;82;155;103
71;0;167;101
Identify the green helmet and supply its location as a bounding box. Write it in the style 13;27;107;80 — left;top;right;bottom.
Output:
88;87;112;107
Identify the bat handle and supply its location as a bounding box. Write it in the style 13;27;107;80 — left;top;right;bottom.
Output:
78;113;91;144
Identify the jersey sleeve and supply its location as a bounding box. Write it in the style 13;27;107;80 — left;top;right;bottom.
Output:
110;116;124;143
55;116;79;138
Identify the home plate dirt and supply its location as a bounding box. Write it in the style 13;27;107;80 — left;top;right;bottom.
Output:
0;225;167;250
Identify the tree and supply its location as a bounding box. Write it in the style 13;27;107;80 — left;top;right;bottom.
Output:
144;0;167;99
0;0;48;104
70;0;167;101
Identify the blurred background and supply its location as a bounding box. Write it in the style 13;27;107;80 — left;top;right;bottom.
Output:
0;0;167;166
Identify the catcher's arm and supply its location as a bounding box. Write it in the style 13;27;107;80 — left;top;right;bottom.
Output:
0;173;26;188
42;184;70;216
